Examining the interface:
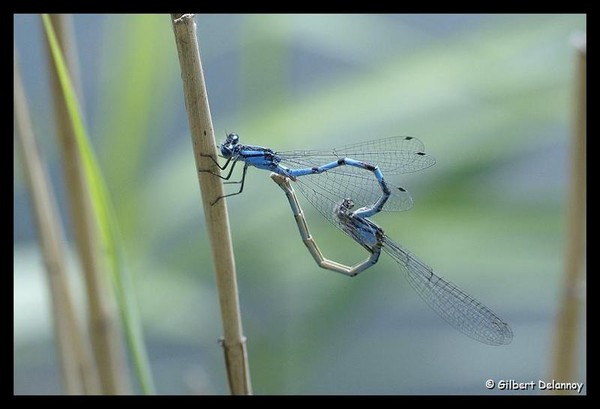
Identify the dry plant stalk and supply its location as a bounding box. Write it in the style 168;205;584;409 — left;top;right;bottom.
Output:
170;14;252;395
550;33;586;393
44;14;128;394
15;51;98;395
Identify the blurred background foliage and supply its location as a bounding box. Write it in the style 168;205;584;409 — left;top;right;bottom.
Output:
14;14;586;394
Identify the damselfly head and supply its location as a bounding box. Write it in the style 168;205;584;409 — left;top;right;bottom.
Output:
341;198;354;211
220;133;240;158
334;198;355;220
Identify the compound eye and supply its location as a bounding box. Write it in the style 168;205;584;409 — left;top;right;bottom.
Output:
227;133;239;145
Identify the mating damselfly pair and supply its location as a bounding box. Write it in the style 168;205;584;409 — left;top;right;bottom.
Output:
201;133;513;346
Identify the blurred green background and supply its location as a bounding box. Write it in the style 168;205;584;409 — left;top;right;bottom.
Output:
14;14;586;394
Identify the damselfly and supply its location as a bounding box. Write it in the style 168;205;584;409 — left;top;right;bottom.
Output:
201;133;435;219
271;174;513;346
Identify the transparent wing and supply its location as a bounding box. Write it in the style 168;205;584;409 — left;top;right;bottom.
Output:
278;136;436;175
274;136;434;222
333;136;436;174
382;237;513;346
290;169;413;230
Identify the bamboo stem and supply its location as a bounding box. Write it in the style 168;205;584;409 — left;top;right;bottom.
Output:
550;32;586;394
43;14;128;394
170;14;252;395
15;50;98;395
